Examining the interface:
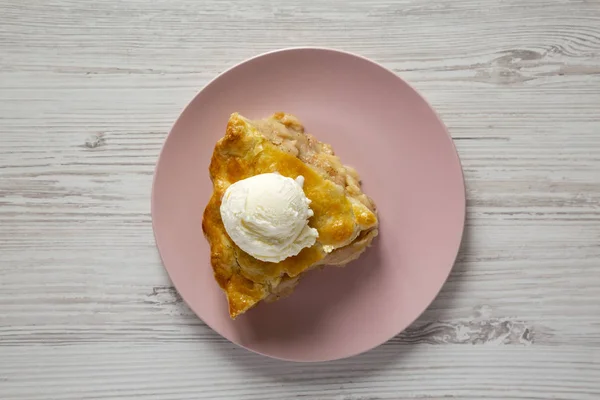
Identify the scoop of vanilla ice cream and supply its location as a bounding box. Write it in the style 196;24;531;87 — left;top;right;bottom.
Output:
220;173;319;263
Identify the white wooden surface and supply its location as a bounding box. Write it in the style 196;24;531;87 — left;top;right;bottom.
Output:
1;0;600;399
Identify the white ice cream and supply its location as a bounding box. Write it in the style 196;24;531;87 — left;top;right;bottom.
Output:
220;173;319;263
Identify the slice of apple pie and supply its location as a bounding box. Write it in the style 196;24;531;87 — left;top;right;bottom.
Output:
202;112;378;318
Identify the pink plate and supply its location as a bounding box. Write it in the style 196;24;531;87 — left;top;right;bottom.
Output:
152;48;465;362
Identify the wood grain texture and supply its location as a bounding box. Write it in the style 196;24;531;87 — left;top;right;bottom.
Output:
1;0;599;399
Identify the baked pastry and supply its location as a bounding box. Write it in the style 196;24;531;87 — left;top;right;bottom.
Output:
202;112;378;318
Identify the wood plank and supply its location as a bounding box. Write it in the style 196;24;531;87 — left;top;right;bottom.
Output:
1;343;599;400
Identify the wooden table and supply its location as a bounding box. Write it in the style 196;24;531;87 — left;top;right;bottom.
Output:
1;1;599;399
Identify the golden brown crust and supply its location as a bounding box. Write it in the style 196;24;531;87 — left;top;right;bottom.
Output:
203;113;378;318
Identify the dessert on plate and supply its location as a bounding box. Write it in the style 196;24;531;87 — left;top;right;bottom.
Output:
202;112;378;318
